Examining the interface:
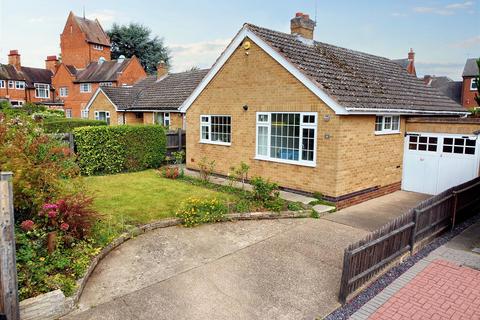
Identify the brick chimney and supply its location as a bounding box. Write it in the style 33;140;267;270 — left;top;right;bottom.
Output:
157;61;168;78
8;50;21;71
407;48;416;76
290;12;316;40
45;55;59;73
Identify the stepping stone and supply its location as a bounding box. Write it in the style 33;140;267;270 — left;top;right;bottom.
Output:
313;204;336;214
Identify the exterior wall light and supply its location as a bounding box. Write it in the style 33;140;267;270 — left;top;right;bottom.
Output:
243;105;249;111
323;115;331;122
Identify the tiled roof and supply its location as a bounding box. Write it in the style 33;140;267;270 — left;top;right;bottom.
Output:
74;59;131;83
462;58;479;77
392;59;409;70
0;64;23;81
101;70;209;111
429;77;462;104
246;24;464;113
74;15;111;46
0;64;53;87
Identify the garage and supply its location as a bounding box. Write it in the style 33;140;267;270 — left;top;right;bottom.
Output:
402;132;480;195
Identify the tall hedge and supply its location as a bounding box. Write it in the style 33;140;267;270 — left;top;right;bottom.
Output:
43;118;107;133
74;125;167;175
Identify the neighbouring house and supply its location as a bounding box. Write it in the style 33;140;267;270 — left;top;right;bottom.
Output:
182;12;480;208
51;12;147;118
424;76;462;105
461;58;479;109
0;50;62;107
393;48;417;76
84;65;209;130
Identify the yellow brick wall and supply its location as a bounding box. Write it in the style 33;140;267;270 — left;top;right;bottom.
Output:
125;112;144;125
169;112;184;131
186;39;406;198
406;121;480;135
87;91;118;125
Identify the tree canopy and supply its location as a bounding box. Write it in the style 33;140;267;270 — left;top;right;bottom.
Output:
107;23;171;75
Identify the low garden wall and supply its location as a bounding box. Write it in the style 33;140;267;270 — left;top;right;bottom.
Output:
19;210;311;320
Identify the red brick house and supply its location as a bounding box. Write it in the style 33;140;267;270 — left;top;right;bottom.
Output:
52;12;147;118
0;50;61;107
461;58;479;109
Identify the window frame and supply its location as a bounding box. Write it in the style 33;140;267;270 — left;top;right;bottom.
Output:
375;115;401;135
255;112;318;167
15;81;25;90
0;80;5;88
199;115;232;146
59;87;69;97
81;110;88;119
94;110;111;125
80;83;92;93
65;109;73;119
34;83;50;98
8;80;14;89
99;82;113;87
470;78;478;91
93;44;104;51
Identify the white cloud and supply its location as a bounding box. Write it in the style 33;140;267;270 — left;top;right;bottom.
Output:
168;38;230;72
86;9;120;28
452;35;480;48
413;1;475;15
416;62;465;80
391;12;407;17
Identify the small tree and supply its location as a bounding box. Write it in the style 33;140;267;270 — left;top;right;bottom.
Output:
107;23;171;75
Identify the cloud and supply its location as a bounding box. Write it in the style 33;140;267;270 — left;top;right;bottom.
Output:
413;1;474;15
391;12;407;17
87;9;119;27
416;62;465;80
452;35;480;48
168;39;230;72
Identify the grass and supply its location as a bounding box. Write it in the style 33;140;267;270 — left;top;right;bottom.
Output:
83;170;239;243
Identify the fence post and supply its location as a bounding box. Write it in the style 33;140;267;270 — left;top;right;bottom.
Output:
338;249;352;304
68;133;75;152
0;172;20;320
410;209;419;254
177;128;182;151
451;191;458;231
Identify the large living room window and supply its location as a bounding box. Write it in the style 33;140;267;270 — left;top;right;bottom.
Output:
256;112;317;166
95;111;110;125
200;115;231;145
34;83;50;98
375;115;400;134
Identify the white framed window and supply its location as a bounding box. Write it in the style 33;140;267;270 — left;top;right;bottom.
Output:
80;83;92;93
8;80;14;89
99;82;113;87
94;111;110;125
0;80;5;88
93;44;104;51
154;112;170;127
65;109;72;118
81;110;89;119
10;100;24;107
256;112;317;166
34;83;50;98
59;87;69;97
200;115;231;145
471;78;478;91
15;81;25;90
375;115;400;134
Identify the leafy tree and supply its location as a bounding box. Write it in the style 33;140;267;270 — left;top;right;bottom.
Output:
107;23;171;75
475;58;480;107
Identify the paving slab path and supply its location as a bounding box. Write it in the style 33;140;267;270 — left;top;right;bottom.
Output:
63;191;427;320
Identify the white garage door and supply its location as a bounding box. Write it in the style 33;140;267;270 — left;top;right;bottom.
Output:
402;133;480;195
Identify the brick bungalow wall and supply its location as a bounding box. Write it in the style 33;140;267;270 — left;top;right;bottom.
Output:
461;77;478;109
186;39;404;202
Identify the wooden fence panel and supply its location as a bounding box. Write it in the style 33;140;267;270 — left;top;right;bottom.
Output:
338;176;480;303
0;173;19;320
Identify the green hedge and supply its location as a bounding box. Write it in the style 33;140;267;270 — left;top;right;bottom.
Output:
74;125;167;175
43;118;107;133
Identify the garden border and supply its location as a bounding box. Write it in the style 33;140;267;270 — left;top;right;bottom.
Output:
19;210;311;320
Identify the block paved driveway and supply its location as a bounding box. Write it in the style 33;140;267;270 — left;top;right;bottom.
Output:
63;191;427;320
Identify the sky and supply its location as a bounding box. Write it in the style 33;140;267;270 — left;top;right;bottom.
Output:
0;0;478;80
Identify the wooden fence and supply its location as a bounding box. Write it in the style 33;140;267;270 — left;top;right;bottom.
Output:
0;173;20;320
339;177;480;303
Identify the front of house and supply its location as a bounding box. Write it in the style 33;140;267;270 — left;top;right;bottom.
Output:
183;13;479;208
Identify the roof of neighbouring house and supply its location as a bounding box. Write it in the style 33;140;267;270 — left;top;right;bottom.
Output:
74;59;132;83
0;64;53;87
73;14;111;46
427;76;462;104
392;58;409;70
462;58;479;77
97;69;209;111
202;24;465;114
0;64;24;81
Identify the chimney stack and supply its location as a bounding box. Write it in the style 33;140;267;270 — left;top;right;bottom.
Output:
290;12;316;40
408;48;415;62
407;48;416;76
8;50;21;71
45;55;59;73
157;61;168;78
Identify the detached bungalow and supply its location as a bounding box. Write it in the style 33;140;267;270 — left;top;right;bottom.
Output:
84;68;209;130
182;13;480;208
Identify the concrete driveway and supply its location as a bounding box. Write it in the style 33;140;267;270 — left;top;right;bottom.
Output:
63;191;428;320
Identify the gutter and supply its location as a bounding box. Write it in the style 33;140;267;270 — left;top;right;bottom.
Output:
344;107;470;116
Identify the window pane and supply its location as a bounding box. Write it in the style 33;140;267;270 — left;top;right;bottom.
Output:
466;139;476;147
465;147;475;155
210;116;231;143
392;116;400;131
270;113;300;161
384;117;392;130
258;114;268;122
302;128;315;161
201;125;209;140
443;146;453;153
454;139;464;146
257;126;268;156
444;138;453;145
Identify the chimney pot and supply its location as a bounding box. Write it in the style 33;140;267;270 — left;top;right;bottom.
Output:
45;55;59;73
296;12;303;17
8;49;21;71
157;61;168;78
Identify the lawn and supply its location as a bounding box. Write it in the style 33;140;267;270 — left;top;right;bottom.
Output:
84;170;238;226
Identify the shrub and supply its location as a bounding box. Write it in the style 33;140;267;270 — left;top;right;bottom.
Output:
228;162;250;189
74;125;167;175
250;177;279;202
176;198;227;227
164;166;179;179
287;202;304;211
0;115;80;220
43;118;106;133
198;157;216;182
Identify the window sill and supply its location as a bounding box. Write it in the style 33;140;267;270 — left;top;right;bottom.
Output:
375;131;401;136
199;140;231;147
254;156;316;168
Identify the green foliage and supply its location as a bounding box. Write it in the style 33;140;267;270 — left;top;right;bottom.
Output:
107;23;171;75
0;102;54;118
0;115;80;220
198;157;216;182
310;210;320;219
228;161;250;189
43;118;106;133
250;177;280;202
287;202;304;211
74;125;167;175
265;197;286;212
176;197;227;227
